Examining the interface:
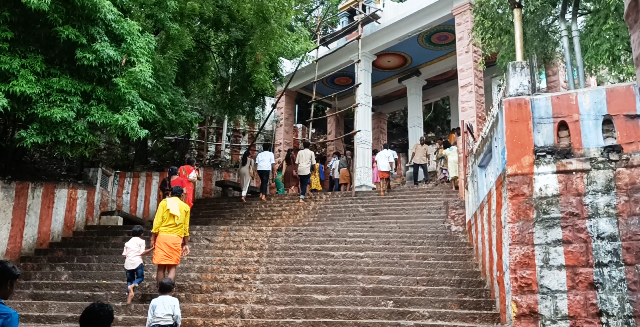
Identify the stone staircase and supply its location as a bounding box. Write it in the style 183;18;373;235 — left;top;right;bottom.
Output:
13;186;501;326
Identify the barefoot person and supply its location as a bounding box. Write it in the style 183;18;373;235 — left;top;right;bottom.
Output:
296;141;315;203
178;158;200;207
238;150;255;202
256;143;276;201
0;260;20;327
375;144;394;196
151;186;191;284
123;225;154;304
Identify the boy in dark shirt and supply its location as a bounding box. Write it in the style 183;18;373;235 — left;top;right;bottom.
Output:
0;260;20;327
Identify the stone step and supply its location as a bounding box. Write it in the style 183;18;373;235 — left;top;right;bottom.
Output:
16;281;490;298
20;315;499;327
192;202;449;213
13;302;500;324
21;256;476;270
32;249;473;261
189;219;450;228
190;209;447;219
76;227;460;237
13;291;496;311
19;272;487;288
60;235;469;247
20;264;481;279
40;243;474;256
84;224;453;232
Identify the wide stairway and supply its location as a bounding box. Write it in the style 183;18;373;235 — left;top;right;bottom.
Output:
14;186;501;326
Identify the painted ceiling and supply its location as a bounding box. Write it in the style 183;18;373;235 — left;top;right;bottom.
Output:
303;18;457;100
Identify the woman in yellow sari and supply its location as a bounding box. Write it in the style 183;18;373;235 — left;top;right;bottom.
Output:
309;160;323;193
150;186;191;284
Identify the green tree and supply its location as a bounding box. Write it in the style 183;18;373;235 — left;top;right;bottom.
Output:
471;0;634;81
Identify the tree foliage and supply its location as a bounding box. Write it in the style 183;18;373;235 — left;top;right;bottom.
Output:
472;0;634;81
0;0;329;173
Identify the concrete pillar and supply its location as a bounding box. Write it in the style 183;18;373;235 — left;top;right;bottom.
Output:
274;90;297;160
545;60;568;93
625;0;640;88
371;112;388;152
449;93;459;129
402;76;427;154
352;52;377;191
452;2;486;136
326;108;345;156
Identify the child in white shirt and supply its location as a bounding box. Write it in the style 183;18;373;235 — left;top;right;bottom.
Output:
123;225;153;304
147;278;181;327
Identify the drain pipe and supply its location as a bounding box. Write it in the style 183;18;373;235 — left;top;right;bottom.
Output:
559;0;576;90
571;0;586;88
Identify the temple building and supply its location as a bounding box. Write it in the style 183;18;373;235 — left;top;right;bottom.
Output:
274;0;501;191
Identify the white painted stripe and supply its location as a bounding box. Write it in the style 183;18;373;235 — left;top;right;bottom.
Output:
110;174;119;211
149;173;160;218
584;166;636;325
92;188;101;226
501;178;514;325
136;174;146;218
74;189;88;231
490;185;498;298
477;209;483;272
21;184;43;255
533;161;569;326
122;173;132;214
195;171;204;200
50;187;68;242
0;181;16;259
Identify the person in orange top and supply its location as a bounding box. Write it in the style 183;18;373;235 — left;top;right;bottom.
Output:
151;186;191;284
178;157;200;207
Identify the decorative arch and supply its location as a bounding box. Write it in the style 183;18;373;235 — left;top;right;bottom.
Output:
602;115;617;145
557;121;571;147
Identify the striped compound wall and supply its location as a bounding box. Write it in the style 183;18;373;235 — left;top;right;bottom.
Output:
466;83;640;326
0;181;109;261
0;167;243;261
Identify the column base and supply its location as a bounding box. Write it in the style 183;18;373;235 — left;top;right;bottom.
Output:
355;185;375;192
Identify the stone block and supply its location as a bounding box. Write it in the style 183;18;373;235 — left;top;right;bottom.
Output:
99;216;122;226
507;61;533;97
567;267;596;291
511;268;539;293
511;245;537;269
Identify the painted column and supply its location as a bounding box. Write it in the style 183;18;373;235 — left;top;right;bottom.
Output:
371;112;388;151
452;1;486;136
624;0;640;88
326;108;345;156
274;90;297;160
352;52;377;191
402;76;427;154
449;93;460;129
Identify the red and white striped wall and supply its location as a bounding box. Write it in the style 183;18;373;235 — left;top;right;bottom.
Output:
110;168;242;220
0;181;109;261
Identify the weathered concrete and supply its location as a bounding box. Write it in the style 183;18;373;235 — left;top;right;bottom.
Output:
506;61;532;97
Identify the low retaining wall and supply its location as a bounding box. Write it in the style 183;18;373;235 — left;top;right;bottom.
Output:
0;181;109;261
466;83;640;325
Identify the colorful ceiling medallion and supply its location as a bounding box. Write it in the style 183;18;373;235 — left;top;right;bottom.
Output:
373;51;412;71
322;72;355;90
418;26;456;50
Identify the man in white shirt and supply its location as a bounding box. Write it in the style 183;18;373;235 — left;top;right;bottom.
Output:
255;143;276;201
146;278;181;327
375;143;395;196
387;146;399;191
327;151;340;192
295;141;316;203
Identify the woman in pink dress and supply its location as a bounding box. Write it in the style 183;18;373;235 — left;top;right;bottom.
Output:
372;149;380;189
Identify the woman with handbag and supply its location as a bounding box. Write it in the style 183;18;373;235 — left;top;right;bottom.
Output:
238;150;255;202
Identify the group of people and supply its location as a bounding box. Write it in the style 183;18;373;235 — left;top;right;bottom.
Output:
408;134;460;190
237;142;357;203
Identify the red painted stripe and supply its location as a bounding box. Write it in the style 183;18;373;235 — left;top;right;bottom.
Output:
495;174;507;324
551;92;583;151
143;172;153;220
480;202;487;279
63;186;78;238
614;165;640;323
85;187;96;226
504;97;534;175
606;85;640;152
474;212;480;261
5;182;30;260
116;172;126;211
203;168;213;198
36;184;56;249
487;188;495;297
129;172;140;215
556;167;599;325
467;219;473;245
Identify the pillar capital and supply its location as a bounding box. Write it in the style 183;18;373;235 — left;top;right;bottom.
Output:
401;76;427;89
452;1;473;16
352;52;377;72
